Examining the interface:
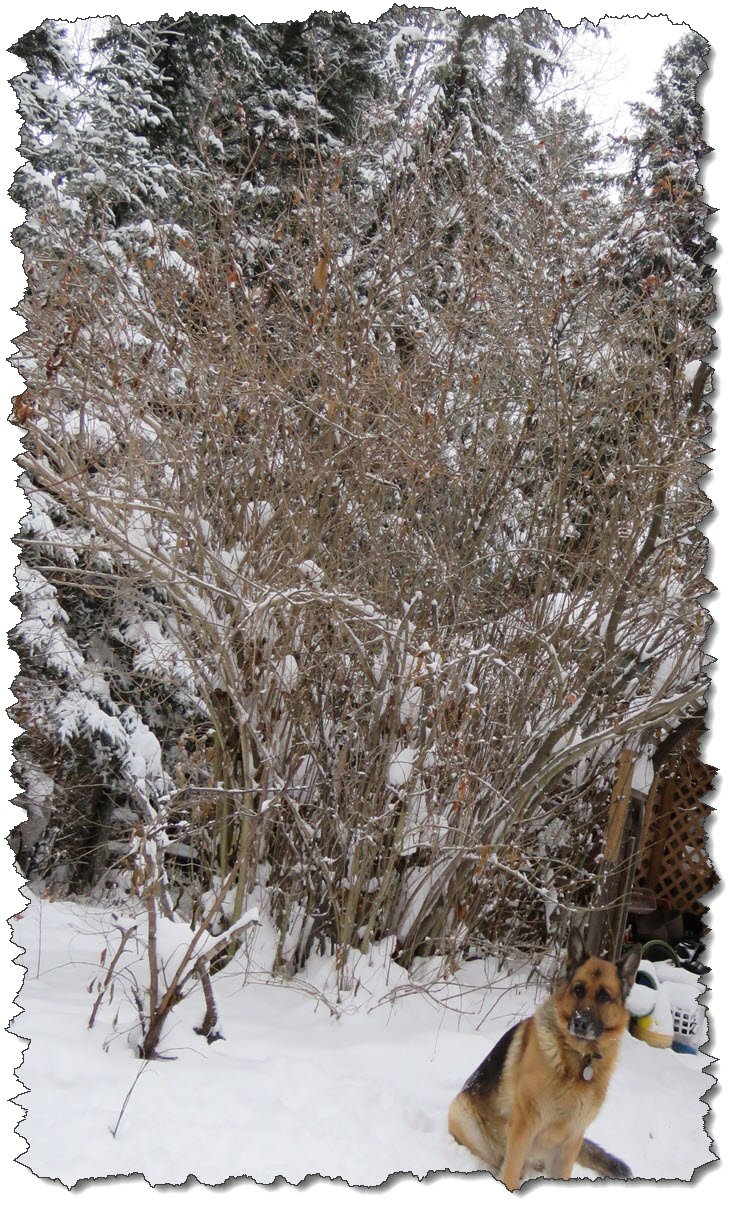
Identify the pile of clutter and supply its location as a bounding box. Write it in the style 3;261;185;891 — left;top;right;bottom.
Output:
623;887;709;1053
626;953;707;1054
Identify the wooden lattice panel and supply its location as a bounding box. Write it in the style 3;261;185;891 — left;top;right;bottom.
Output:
637;747;716;916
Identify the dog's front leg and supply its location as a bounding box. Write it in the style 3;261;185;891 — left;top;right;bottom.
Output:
501;1112;532;1191
552;1135;584;1181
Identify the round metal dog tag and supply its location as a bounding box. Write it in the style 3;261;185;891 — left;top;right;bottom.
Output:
582;1062;594;1082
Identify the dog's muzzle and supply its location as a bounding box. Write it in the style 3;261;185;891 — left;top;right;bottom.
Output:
568;1009;603;1041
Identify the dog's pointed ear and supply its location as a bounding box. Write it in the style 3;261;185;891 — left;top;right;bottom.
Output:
565;927;589;975
617;943;642;998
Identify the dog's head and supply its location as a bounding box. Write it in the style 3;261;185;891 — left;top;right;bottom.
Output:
557;928;641;1044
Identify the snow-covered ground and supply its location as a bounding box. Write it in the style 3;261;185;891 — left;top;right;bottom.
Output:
11;894;712;1189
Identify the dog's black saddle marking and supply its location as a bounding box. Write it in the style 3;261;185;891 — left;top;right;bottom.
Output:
462;1021;520;1096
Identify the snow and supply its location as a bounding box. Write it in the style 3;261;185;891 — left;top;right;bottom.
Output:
161;249;198;284
383;138;414;167
626;982;655;1018
123;618;195;691
522;42;560;66
385;25;426;70
53;689;128;751
119;708;164;791
14;564;85;679
631;752;654;795
244;500;275;532
388;746;418;787
298;558;324;585
274;653;299;693
61;415;117;454
12;894;713;1187
151;909;261;987
684;358;703;383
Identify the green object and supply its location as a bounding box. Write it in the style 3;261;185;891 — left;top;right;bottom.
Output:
641;940;679;966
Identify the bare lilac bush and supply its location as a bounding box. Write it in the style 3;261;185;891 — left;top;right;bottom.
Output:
12;15;711;995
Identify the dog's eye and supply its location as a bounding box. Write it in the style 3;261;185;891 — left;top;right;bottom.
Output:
597;988;612;1003
573;983;586;998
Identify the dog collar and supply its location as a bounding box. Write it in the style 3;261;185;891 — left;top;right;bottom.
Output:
582;1051;602;1082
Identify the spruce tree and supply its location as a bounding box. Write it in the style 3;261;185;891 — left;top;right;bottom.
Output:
10;19;80;216
623;32;714;344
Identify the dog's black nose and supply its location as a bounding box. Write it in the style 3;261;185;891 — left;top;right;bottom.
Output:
570;1009;596;1038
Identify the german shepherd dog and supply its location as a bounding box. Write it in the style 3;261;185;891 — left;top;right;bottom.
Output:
448;928;641;1189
